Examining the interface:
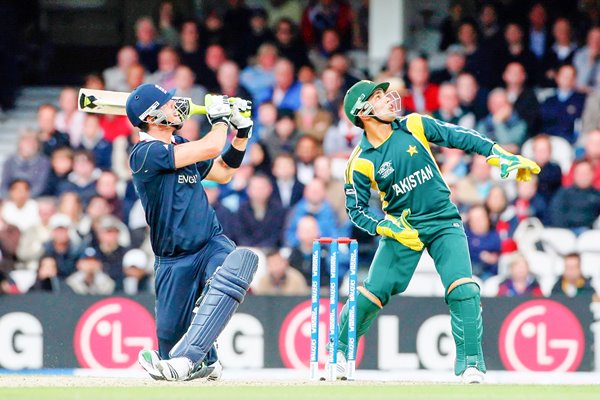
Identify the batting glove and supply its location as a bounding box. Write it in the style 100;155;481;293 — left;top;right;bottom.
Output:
376;209;424;251
205;94;231;126
229;99;253;138
486;144;541;182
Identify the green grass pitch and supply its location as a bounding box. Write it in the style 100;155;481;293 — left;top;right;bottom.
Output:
1;384;599;400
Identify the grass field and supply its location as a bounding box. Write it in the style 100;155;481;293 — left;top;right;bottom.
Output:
1;384;599;400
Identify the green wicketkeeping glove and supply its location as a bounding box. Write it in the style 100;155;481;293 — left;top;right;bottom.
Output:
486;144;541;182
376;209;424;251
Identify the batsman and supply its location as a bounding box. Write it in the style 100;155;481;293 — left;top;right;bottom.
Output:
335;80;540;383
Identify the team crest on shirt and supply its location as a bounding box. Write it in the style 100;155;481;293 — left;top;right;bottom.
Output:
377;161;395;179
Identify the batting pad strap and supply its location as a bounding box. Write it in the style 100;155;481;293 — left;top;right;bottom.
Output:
357;286;383;309
211;268;250;302
446;277;478;297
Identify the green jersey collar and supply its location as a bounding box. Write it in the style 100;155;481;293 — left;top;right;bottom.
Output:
359;118;402;151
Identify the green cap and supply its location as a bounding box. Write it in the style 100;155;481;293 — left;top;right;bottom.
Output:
343;80;390;127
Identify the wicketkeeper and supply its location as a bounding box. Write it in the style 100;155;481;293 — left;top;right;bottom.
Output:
334;80;540;383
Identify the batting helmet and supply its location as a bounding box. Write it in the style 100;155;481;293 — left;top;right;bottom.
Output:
343;80;390;127
125;83;176;127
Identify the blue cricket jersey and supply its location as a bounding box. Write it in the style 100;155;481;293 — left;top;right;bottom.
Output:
129;132;223;257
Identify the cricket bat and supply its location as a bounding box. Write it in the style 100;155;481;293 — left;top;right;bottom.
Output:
78;88;250;118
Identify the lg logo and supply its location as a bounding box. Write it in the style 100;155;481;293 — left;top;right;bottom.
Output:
73;298;157;369
499;299;585;372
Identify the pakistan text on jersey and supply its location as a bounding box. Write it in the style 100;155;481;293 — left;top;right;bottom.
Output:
391;165;434;195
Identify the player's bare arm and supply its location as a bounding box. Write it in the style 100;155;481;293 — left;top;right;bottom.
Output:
173;123;228;169
205;136;248;183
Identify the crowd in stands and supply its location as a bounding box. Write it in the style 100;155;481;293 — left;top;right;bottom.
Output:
0;0;599;300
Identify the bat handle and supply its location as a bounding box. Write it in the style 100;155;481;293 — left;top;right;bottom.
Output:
189;102;251;118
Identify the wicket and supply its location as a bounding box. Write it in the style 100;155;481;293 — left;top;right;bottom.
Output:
310;237;358;381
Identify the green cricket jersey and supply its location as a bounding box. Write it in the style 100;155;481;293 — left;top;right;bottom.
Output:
344;113;495;234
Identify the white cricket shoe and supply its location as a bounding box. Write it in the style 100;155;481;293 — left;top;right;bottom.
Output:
157;356;194;381
461;367;485;384
206;360;223;381
138;350;164;381
336;350;347;380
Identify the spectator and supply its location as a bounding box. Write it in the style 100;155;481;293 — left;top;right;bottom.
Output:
551;253;595;298
96;171;123;219
539;64;585;144
66;246;115;295
300;0;353;49
147;46;180;90
177;19;204;77
564;129;600;190
0;270;19;295
55;87;86;147
0;130;50;198
234;174;286;248
295;135;321;184
244;8;275;63
456;72;488;122
42;213;81;278
485;185;519;246
327;53;362;91
376;45;407;83
157;1;180;48
1;179;40;233
513;177;548;224
103;46;140;92
295;83;332;142
581;89;600;135
402;57;439;114
258;58;302;111
273;18;310;70
573;27;600;93
432;83;475;128
43;148;73;197
497;253;543;297
502;62;540;137
57;192;84;237
202;180;237;240
222;0;252;67
199;9;225;47
541;18;578;86
465;204;501;279
58;150;100;206
240;43;279;103
32;256;63;293
530;134;563;203
216;60;252;100
95;215;128;292
261;108;301;160
219;164;254;213
476;88;527;152
455;20;494;89
308;28;342;74
79;195;112;245
134;16;162;73
271;153;304;209
255;101;277;142
318;67;344;120
0;210;21;275
122;248;151;295
430;46;466;84
323;103;362;158
254;248;309;295
439;2;464;51
285;178;339;247
37;104;70;157
173;65;207;124
549;160;600;231
455;155;493;207
197;43;227;93
314;155;346;224
503;22;539;86
478;2;503;49
526;3;551;62
78;115;112;171
288;215;328;286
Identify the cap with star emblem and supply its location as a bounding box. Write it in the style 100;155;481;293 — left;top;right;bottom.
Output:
343;80;390;127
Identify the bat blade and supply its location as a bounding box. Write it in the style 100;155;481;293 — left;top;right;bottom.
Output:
78;88;129;115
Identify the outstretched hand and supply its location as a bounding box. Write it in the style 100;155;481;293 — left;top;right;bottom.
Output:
486;144;541;182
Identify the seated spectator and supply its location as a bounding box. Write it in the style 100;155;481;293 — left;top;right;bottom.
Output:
55;87;86;147
377;45;407;83
288;215;328;287
0;270;19;295
234;174;286;248
573;27;600;93
549;160;600;232
526;3;551;62
308;28;342;74
551;253;595;298
1;130;50;198
430;46;466;84
79;195;112;244
122;248;151;295
323;102;363;158
134;16;162;73
295;83;332;142
271;153;304;209
258;58;302;112
103;46;140;92
147;46;180;90
202;180;236;239
563;129;600;190
255;102;277;142
456;72;488;122
126;63;146;91
66;246;115;295
240;43;279;103
539;64;585;144
402;57;439;115
476;88;527;152
502;23;539;86
177;19;204;77
497;253;543;297
78;115;112;171
285;178;339;247
314;155;346;224
465;205;501;279
32;256;63;293
254;249;309;295
197;44;227;93
37;104;70;157
513;177;548;224
273;18;310;70
0;212;21;274
57;191;85;237
530;134;563;203
96;171;123;219
318;67;345;120
157;0;179;48
502;62;540;137
243;8;275;64
57;150;100;206
300;0;352;49
218;164;254;213
455;156;493;207
95;215;129;292
541;18;577;87
1;179;40;233
261;108;301;160
174;65;207;110
456;20;499;89
295;135;320;185
432;83;475;128
216;60;252;100
485;185;519;246
42;213;81;278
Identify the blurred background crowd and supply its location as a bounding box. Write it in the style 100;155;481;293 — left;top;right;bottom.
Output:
0;0;599;301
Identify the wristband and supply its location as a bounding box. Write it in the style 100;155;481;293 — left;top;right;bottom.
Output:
235;126;252;138
221;145;246;168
